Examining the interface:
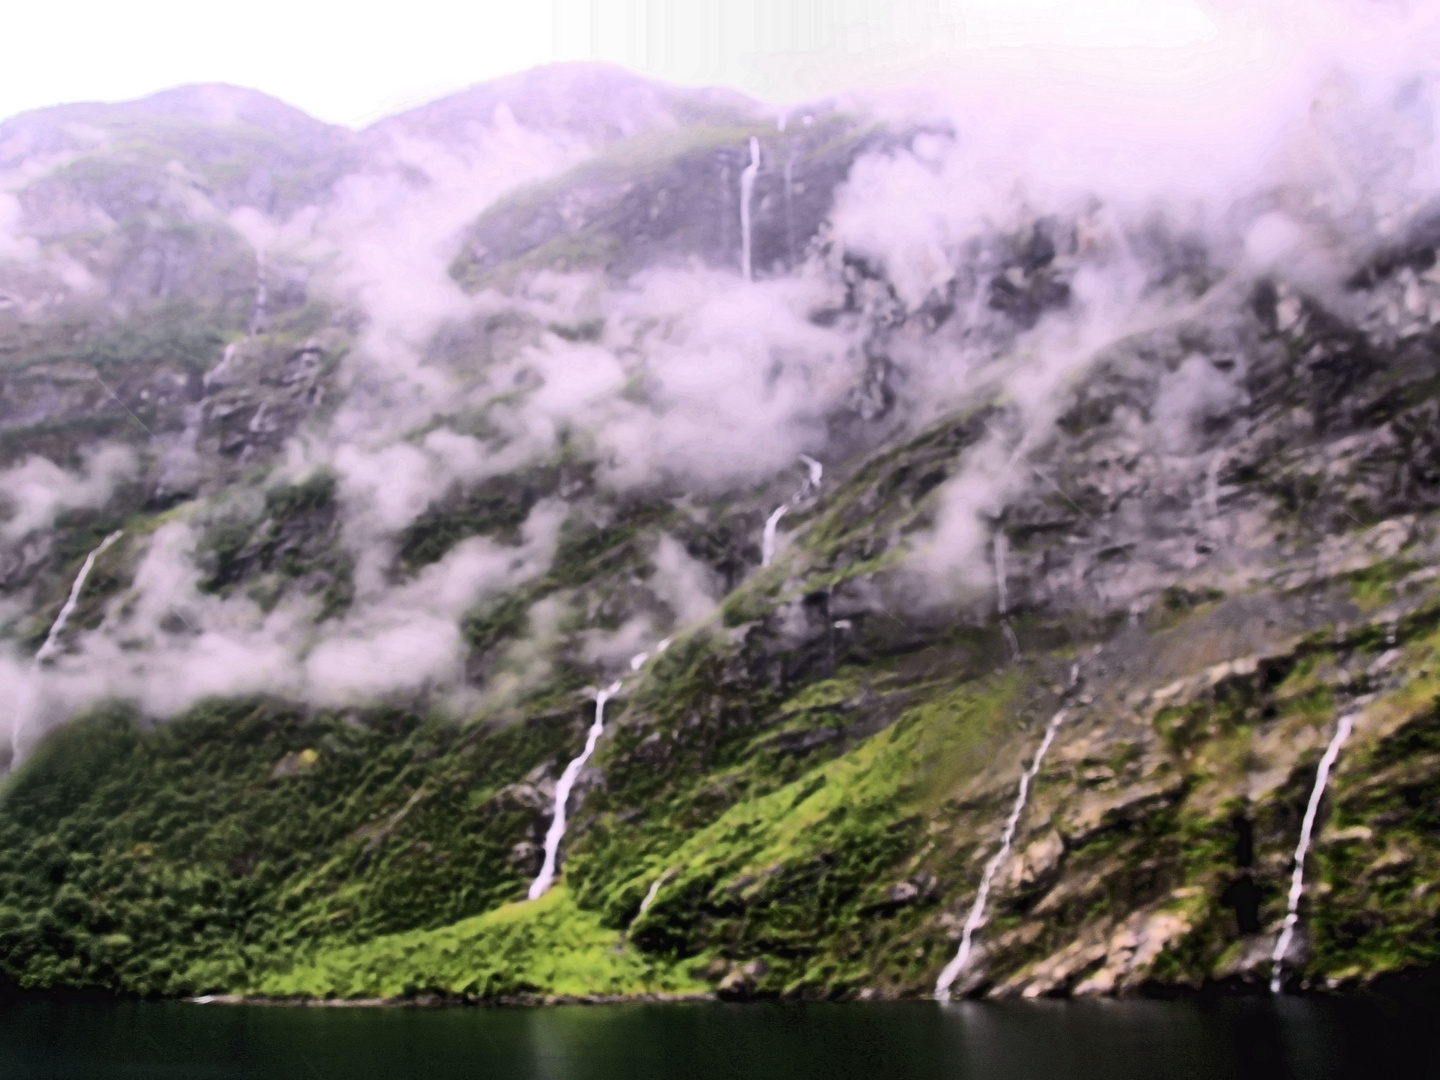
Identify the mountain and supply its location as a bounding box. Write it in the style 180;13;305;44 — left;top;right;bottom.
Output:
1;60;1440;1002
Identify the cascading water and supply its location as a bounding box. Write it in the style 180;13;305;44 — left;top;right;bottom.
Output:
11;531;124;765
993;532;1010;615
1205;452;1223;523
739;136;760;283
799;453;823;492
994;530;1021;662
637;868;675;917
1270;712;1355;993
36;531;122;665
760;504;789;568
248;250;267;338
529;679;623;900
761;455;824;568
935;708;1067;1000
527;640;670;900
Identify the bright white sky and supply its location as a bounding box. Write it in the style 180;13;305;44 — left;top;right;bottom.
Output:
2;0;1238;128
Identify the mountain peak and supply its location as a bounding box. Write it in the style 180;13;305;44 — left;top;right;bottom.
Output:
369;62;760;145
125;83;341;140
0;82;347;170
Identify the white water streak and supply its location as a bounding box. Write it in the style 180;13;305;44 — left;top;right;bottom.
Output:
740;136;760;283
761;455;823;569
761;504;789;568
249;249;267;338
10;530;123;766
1270;713;1355;993
1205;452;1223;523
528;679;623;900
935;709;1067;1000
638;877;664;916
1001;621;1022;663
637;868;675;917
35;531;122;665
799;453;823;490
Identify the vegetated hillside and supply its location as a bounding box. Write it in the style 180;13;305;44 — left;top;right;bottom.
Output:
3;62;1440;1003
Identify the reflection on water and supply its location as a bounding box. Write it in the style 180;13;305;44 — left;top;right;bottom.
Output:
1;994;1437;1079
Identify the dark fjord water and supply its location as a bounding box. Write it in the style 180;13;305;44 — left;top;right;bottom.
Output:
2;996;1438;1080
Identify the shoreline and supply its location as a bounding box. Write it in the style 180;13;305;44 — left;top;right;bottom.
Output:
6;980;1434;1010
181;981;1387;1009
186;990;720;1008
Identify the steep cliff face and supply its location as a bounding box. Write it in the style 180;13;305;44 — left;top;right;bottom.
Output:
2;62;1440;1002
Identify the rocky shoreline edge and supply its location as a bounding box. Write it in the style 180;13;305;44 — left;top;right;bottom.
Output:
181;976;1435;1008
186;991;719;1008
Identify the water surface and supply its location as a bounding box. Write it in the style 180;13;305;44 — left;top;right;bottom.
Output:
1;994;1437;1079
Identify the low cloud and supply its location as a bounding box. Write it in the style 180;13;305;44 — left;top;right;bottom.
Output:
0;445;137;543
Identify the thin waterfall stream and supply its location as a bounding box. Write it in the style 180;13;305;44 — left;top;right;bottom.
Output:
799;453;822;490
761;455;823;568
935;708;1067;1000
10;531;123;765
760;505;789;568
35;531;123;664
636;867;676;917
248;249;267;337
528;641;671;901
1205;451;1223;523
739;136;760;283
1270;712;1356;993
528;680;623;900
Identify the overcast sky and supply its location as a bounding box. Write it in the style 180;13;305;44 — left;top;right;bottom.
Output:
0;0;1238;127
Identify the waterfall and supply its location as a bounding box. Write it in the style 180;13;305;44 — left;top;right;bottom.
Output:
638;876;665;915
526;639;669;901
1270;713;1355;993
1002;623;1022;662
994;530;1020;662
204;343;238;392
761;505;789;568
799;453;823;492
935;708;1068;1000
248;250;267;338
11;531;123;765
1205;452;1223;522
740;136;760;283
528;679;624;900
36;532;122;665
761;455;824;569
637;868;675;917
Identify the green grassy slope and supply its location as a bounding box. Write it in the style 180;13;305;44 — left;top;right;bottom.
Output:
0;699;595;995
